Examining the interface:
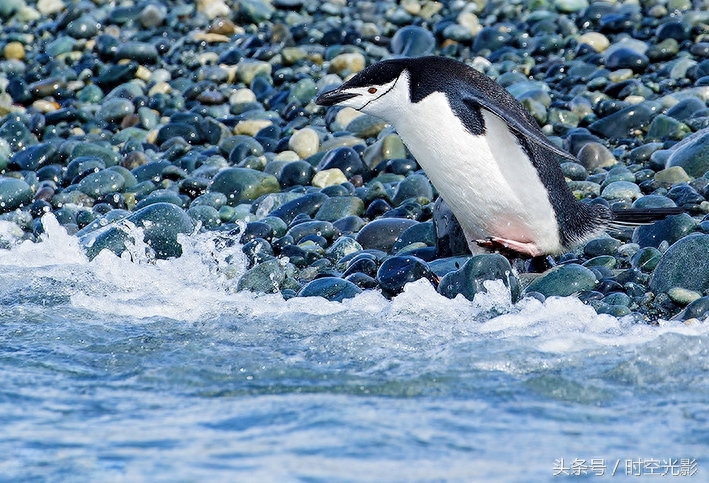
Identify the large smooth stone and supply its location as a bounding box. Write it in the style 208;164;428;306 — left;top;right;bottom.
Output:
631;213;697;248
314;196;364;222
376;255;434;295
9;142;56;171
391;25;436;57
650;234;709;294
237;259;289;294
0;177;33;214
268;193;328;224
525;263;598;297
297;277;362;302
437;254;521;302
355;218;418;252
81;202;193;260
665;128;709;178
588;101;660;138
210;167;280;205
78;170;126;198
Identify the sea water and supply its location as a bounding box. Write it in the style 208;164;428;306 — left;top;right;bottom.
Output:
0;217;706;482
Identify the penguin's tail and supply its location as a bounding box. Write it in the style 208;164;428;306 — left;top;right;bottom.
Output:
609;207;686;227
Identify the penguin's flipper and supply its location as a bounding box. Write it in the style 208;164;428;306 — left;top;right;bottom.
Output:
462;98;577;162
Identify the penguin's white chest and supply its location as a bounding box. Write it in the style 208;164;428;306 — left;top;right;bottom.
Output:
388;92;562;253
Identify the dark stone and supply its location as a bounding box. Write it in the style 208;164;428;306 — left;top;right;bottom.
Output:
156;122;203;145
316;147;366;179
355;218;418;252
525;263;598;297
297;277;362;302
390;25;436;57
268;192;329;224
433;197;470;257
9;142;56;171
649;234;709;294
376;255;435;295
631;213;697;248
437;254;521;303
0;177;33;214
80;202;194;260
279;160;314;187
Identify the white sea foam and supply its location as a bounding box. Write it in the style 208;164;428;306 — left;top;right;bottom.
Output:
2;214;707;352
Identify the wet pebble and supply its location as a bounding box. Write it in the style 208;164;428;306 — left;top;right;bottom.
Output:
438;254;520;302
376;255;434;295
0;177;33;214
297;277;362;302
525;264;598;297
649;234;709;295
355;218;418;252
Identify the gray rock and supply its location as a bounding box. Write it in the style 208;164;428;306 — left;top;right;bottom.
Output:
297;277;362;302
355;218;418;252
0;177;32;214
525;264;598;297
210;167;280;205
632;213;697;248
438;254;521;302
315;196;364;222
81;203;193;260
649;234;709;294
665;128;709;177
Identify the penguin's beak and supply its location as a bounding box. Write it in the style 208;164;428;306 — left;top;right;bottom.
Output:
315;88;359;106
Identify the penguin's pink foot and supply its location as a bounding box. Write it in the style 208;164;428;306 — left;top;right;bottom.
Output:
475;237;545;258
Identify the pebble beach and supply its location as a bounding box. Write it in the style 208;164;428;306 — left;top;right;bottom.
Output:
3;0;709;321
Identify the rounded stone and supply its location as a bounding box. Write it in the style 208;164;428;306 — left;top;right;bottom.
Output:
268;193;329;224
78;170;126;198
601;181;642;202
0;177;32;214
649;234;709;294
96;98;136;123
392;174;433;205
588;102;659;139
237;259;289;294
317;147;366;179
604;47;649;72
437;254;520;302
576;142;616;170
525;264;598;297
187;205;221;229
632;213;697;248
312;168;348;188
314;196;364;222
355;218;419;253
679;296;709;320
391;25;436;57
3;41;25;60
297;277;362;302
376;255;434;295
114;41;159;64
288;128;320;159
665;129;709;178
10;142;56;171
209;168;280;205
279;160;315;188
81;202;193;260
583;237;621;257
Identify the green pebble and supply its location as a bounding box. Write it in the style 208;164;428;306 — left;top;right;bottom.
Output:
525;264;597;297
315;196;364;222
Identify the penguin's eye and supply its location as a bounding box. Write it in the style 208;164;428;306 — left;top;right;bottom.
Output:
368;87;377;94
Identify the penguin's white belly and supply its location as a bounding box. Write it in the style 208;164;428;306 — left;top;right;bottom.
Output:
391;93;562;253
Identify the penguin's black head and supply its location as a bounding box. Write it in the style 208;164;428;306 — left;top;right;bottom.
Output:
315;59;413;115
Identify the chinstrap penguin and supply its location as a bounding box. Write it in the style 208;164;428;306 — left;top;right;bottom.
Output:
316;56;680;257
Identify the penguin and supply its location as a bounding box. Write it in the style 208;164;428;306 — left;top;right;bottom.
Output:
316;56;681;257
